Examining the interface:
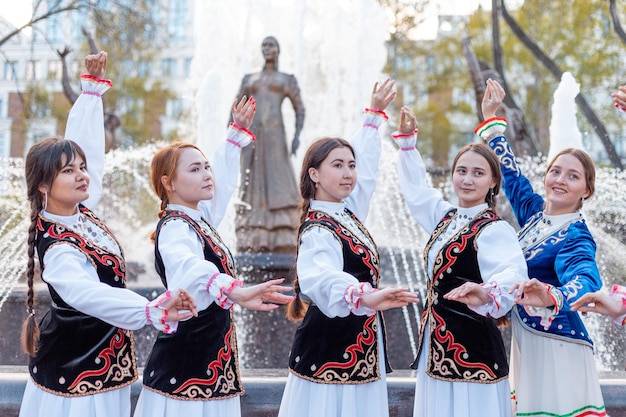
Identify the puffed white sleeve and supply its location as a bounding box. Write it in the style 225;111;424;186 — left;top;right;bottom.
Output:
344;109;387;221
297;226;376;318
43;244;181;333
64;74;112;210
158;219;242;311
470;221;529;318
199;123;255;226
394;130;452;234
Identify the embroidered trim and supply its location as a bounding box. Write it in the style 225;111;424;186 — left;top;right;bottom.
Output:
364;108;389;120
228;122;256;141
474;117;507;140
80;73;113;87
218;279;243;308
515;404;607;417
391;129;418;138
81;90;102;97
226;138;241;148
363;123;379;130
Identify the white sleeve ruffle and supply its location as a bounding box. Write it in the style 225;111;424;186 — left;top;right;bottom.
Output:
297;226;376;318
158;218;241;311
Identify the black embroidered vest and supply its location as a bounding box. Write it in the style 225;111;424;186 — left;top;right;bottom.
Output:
143;210;243;400
411;208;509;383
30;205;137;397
288;209;390;384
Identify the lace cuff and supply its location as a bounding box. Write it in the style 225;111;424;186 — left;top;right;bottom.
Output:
145;290;180;334
392;129;418;151
206;272;243;309
362;108;389;130
344;282;377;316
524;283;564;329
475;117;507;141
227;122;256;148
80;74;112;96
609;284;626;326
468;281;503;317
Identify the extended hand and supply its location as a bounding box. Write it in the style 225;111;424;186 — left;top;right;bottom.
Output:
370;79;396;111
232;95;256;130
444;282;490;307
571;290;625;320
160;288;198;321
228;278;294;311
481;78;505;119
360;287;418;311
510;278;555;308
84;51;107;79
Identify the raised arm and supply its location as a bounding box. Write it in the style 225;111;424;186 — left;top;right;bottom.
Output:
345;79;396;220
65;51;111;210
394;106;453;233
200;96;256;226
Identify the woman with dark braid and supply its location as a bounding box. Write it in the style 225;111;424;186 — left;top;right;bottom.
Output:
277;80;418;417
19;51;197;417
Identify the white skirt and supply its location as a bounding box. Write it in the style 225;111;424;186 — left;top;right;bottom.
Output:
133;387;241;417
277;329;389;417
19;379;131;417
413;324;512;417
510;312;606;416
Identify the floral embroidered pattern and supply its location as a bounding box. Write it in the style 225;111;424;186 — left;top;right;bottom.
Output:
68;329;135;395
172;325;240;399
313;315;378;382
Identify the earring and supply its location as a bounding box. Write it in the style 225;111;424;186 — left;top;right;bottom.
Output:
490;188;495;197
314;182;319;189
42;190;48;211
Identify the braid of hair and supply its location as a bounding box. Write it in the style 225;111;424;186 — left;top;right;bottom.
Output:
21;204;40;356
286;198;312;322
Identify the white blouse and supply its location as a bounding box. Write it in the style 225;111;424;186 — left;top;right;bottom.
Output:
395;132;528;318
40;76;176;332
157;125;254;311
297;110;386;319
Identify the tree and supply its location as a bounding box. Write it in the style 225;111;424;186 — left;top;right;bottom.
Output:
498;0;623;168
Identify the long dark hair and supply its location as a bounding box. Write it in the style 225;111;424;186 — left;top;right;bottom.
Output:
286;137;354;322
22;136;87;356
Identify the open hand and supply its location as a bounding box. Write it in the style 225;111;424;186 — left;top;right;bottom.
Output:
481;78;505;119
444;282;490;307
510;278;555;308
232;95;256;130
84;51;107;79
370;79;396;111
228;278;294;311
360;287;418;311
571;290;626;320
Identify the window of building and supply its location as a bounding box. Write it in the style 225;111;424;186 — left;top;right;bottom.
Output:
166;98;183;118
0;98;4;118
138;61;151;78
183;57;192;77
47;14;63;43
168;0;186;42
3;61;17;81
161;58;176;77
0;132;6;158
26;61;42;81
47;60;62;80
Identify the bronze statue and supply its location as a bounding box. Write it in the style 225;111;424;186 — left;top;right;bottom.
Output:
233;36;305;253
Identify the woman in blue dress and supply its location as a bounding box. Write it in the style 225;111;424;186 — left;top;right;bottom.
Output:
478;78;606;417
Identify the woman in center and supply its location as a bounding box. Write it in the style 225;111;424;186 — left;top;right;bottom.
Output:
394;106;528;416
278;80;418;417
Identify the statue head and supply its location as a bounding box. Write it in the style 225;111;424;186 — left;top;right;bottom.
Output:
262;36;280;66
